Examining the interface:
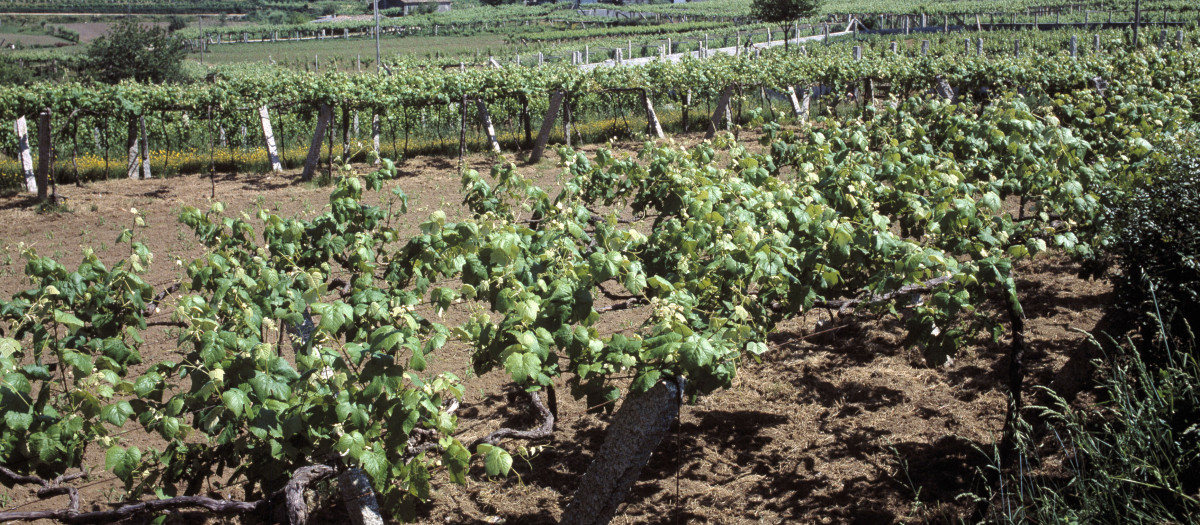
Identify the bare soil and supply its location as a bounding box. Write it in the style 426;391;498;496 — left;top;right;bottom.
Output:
0;142;1112;524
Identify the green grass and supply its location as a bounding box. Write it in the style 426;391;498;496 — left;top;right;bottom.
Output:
190;33;512;68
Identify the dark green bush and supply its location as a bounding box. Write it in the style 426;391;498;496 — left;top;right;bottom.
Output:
1100;130;1200;362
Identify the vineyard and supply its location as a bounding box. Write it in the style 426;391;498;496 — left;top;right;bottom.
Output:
2;4;1200;523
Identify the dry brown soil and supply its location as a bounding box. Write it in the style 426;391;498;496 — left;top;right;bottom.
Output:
0;140;1111;524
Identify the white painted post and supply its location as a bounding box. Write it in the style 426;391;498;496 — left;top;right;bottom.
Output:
891;41;898;54
787;86;808;120
126;119;140;180
640;91;664;139
476;99;501;154
259;106;283;172
922;39;930;55
14;117;35;193
853;46;862;60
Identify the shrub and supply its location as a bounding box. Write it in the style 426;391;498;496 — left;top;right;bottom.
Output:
1098;128;1200;363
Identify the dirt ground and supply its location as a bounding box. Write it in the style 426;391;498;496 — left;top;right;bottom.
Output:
0;141;1112;524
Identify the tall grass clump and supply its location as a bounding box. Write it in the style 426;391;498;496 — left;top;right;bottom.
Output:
972;128;1200;524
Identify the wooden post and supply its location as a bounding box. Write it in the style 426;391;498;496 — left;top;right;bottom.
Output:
1070;35;1078;57
1094;34;1100;53
302;103;332;181
126;118;140;179
560;379;684;525
338;468;384;525
139;116;152;179
519;93;532;148
935;74;956;101
14;117;35;193
1014;39;1021;57
371;113;381;164
975;13;982;31
259;106;283;172
562;94;572;148
458;95;468;164
640;91;664;139
1178;30;1184;50
1134;0;1141;47
530;90;566;163
35;109;50;200
705;86;734;140
476;99;501;154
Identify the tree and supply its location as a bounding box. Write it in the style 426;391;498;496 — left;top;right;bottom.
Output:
751;0;821;51
82;19;186;85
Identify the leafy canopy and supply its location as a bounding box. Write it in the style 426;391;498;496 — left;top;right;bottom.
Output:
83;19;186;85
751;0;820;24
